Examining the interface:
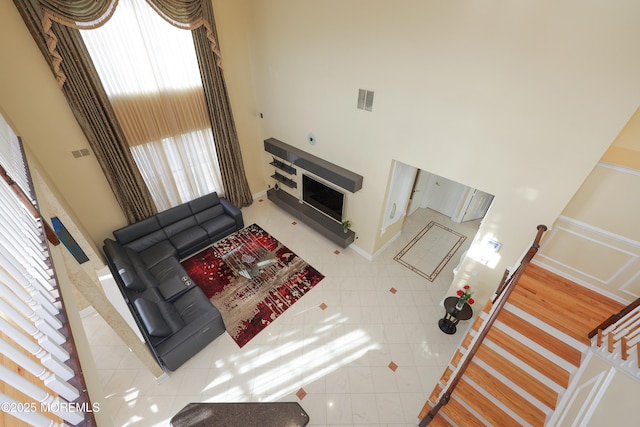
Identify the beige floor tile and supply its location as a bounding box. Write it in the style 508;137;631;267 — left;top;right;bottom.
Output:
82;201;480;426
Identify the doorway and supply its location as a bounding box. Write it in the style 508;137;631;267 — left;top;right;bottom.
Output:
408;169;494;223
383;161;494;282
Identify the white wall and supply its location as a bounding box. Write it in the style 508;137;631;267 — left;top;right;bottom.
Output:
536;164;640;303
553;352;639;426
535;106;640;304
4;1;640;306
242;0;640;302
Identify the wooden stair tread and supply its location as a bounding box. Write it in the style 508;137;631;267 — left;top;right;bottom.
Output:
418;402;451;426
461;331;474;349
441;367;454;386
497;308;582;366
440;395;482;426
425;412;451;427
429;384;443;407
418;384;442;422
475;345;558;409
524;264;623;313
451;350;464;368
526;265;621;302
509;287;595;344
486;327;570;387
517;274;620;323
466;361;547;425
452;378;519;426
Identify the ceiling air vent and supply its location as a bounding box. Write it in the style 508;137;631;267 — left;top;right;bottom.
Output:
357;89;374;112
72;148;91;158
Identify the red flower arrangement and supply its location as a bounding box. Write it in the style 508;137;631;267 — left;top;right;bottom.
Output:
456;284;475;305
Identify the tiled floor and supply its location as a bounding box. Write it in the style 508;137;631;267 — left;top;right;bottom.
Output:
82;198;481;426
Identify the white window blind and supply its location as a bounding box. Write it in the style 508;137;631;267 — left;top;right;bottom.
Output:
0;113;88;426
0;113;33;203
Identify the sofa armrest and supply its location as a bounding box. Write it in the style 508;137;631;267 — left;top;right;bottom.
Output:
158;275;193;301
219;198;244;229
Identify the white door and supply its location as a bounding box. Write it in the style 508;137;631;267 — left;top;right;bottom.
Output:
461;189;494;222
423;174;467;218
407;169;429;216
382;161;418;231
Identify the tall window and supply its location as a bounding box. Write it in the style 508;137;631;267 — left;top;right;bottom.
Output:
80;0;224;211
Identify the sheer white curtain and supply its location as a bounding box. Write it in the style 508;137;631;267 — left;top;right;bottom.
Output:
80;0;224;211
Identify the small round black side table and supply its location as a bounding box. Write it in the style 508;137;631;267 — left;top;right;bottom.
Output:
438;296;473;334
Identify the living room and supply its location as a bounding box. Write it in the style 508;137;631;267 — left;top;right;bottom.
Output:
2;0;640;425
3;0;640;302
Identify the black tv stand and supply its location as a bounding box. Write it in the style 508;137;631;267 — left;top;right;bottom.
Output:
267;189;355;247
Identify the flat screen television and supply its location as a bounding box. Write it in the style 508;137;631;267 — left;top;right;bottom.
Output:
302;174;344;223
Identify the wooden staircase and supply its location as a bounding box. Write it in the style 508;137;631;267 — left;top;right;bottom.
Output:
421;263;624;426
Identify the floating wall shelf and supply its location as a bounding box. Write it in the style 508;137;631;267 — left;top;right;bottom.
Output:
271;172;297;189
269;158;296;175
264;138;363;193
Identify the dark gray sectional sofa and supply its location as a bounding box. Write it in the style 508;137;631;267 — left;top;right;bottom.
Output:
103;192;243;371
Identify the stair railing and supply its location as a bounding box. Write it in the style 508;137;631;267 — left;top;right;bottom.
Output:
591;299;640;370
588;297;640;340
419;224;547;426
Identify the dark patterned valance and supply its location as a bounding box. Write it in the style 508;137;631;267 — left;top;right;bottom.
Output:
13;0;253;220
33;0;221;88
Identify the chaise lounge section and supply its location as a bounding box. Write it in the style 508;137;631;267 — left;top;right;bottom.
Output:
103;192;243;371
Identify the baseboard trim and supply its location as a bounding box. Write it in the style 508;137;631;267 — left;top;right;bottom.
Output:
371;230;402;259
252;189;268;200
348;242;373;260
346;230;402;261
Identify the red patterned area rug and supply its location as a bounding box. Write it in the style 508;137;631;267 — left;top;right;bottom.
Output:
181;224;324;347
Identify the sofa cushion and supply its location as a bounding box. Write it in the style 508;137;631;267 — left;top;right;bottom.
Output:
200;215;236;240
157;300;186;333
163;216;199;238
193;204;225;225
173;286;216;324
169;227;209;257
135;265;160;289
114;217;163;247
124;246;144;264
189;192;221;214
134;298;172;337
125;229;170;256
138;240;178;269
149;256;188;281
189;193;229;229
157;204;193;229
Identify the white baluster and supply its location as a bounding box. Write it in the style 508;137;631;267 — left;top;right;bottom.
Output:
0;365;80;423
0;392;62;427
0;298;65;346
0;317;72;377
0;280;62;330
